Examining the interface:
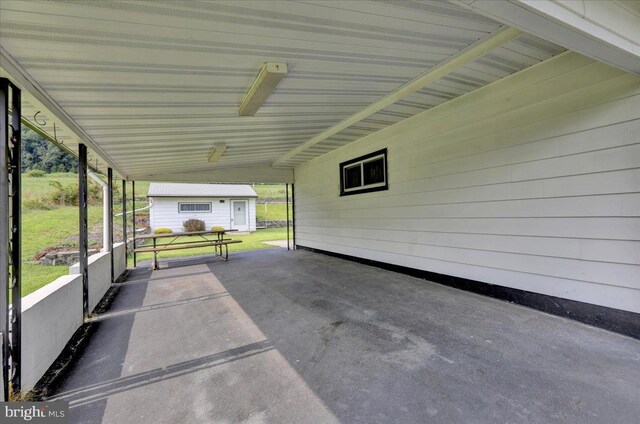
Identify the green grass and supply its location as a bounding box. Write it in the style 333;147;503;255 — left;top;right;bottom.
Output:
251;184;287;199
22;172;77;201
22;173;149;198
22;264;70;297
22;206;103;297
127;180;150;201
133;228;289;264
256;203;289;220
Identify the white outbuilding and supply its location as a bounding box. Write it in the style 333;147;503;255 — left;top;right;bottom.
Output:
148;183;257;233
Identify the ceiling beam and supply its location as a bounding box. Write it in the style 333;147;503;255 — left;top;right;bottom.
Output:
0;47;127;178
272;26;522;166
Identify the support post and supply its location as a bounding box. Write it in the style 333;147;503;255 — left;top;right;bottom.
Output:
122;180;127;262
9;80;21;397
78;144;89;317
286;184;290;251
1;78;21;398
107;168;113;283
132;181;136;268
0;76;9;402
291;183;296;250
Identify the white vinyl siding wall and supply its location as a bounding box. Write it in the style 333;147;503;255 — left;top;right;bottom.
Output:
294;52;640;313
150;197;256;232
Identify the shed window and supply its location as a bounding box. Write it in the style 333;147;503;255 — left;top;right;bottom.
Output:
178;202;212;213
340;149;387;196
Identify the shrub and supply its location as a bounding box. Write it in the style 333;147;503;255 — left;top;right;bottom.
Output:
48;181;76;205
183;219;205;232
47;180;102;206
25;169;46;177
211;226;225;232
154;228;173;234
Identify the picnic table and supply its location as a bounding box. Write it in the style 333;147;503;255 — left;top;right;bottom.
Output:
134;229;241;270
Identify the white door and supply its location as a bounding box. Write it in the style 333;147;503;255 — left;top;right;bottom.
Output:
231;200;249;231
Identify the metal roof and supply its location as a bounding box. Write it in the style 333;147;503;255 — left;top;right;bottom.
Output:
147;183;257;198
0;1;565;181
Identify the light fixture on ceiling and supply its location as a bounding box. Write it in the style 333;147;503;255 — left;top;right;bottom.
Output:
208;143;227;163
238;62;288;116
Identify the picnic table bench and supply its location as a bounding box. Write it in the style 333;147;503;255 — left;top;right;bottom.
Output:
134;229;241;270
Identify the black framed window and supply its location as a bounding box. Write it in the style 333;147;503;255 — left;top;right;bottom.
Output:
340;148;388;196
178;202;212;213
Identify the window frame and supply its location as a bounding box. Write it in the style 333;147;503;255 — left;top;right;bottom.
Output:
339;148;388;196
178;202;212;213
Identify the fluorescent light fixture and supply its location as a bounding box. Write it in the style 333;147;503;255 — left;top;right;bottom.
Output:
238;62;287;116
208;143;227;163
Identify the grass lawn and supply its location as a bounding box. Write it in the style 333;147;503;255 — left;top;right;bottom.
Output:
251;184;287;199
22;172;77;205
22;172;149;205
133;228;289;265
22;206;102;297
256;203;290;221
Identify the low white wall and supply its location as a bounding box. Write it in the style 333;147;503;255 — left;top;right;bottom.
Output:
21;274;83;391
113;242;126;281
70;251;110;312
20;243;127;392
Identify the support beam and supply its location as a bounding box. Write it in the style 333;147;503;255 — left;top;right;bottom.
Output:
0;78;21;399
132;181;136;268
272;26;522;165
0;76;9;402
8;79;21;397
107;168;113;284
291;183;296;250
122;180;127;262
78;144;89;317
286;184;290;251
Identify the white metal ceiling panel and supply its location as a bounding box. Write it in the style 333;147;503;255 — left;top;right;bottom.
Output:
0;0;565;180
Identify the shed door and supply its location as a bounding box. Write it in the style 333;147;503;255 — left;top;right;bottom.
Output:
231;200;248;230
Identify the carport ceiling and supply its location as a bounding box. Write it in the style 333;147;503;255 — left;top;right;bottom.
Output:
0;0;564;180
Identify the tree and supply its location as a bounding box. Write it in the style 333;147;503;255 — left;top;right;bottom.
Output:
21;127;78;173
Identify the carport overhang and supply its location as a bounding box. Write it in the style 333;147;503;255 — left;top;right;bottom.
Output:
454;0;640;75
2;0;640;402
2;1;638;184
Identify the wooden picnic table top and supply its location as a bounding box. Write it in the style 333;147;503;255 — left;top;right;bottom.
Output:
135;229;238;241
134;239;242;253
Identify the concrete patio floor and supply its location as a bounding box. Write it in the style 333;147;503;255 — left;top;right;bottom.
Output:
48;249;640;424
